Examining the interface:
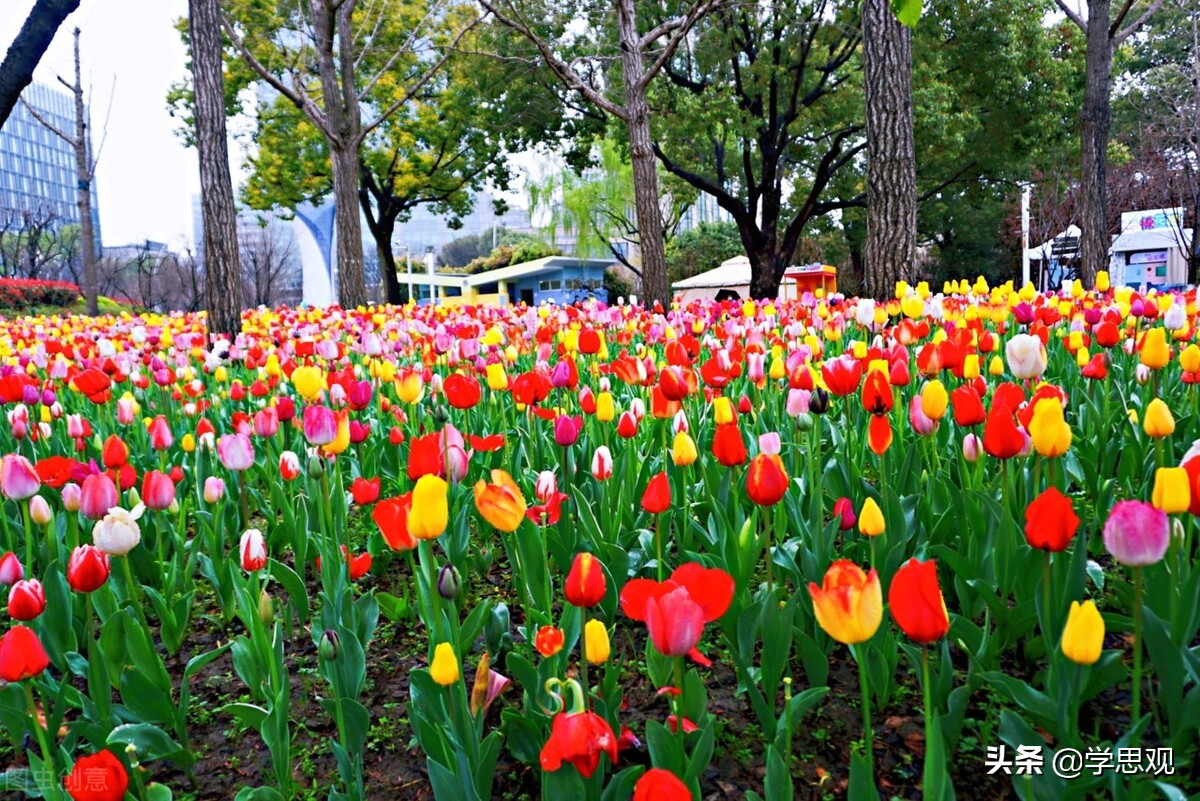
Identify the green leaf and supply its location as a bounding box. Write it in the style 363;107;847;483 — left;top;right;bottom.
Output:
765;746;793;801
847;750;877;801
234;788;285;801
891;0;923;27
107;723;184;763
375;591;409;622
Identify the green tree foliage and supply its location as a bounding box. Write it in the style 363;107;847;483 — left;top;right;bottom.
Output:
665;222;743;282
441;228;505;269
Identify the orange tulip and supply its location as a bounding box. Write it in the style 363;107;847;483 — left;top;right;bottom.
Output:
474;469;527;532
807;560;883;645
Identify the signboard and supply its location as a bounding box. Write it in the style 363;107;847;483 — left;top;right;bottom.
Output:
1119;208;1183;234
1129;250;1169;265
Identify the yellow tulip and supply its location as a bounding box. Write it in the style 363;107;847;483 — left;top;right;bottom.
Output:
1139;328;1171;370
291;365;324;402
584;619;610;665
988;355;1005;376
1142;398;1175;438
713;396;735;425
181;433;196;453
962;354;980;380
321;411;351;456
1061;600;1104;665
858;497;885;537
920;380;948;421
671;431;698;467
1028;398;1071;457
1180;344;1200;374
397;372;424;404
430;642;460;686
485;363;508;391
596;392;615;423
1095;270;1110;293
409;475;449;540
1151;467;1191;514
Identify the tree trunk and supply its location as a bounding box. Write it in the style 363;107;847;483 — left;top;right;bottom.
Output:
616;0;669;307
863;0;916;300
1077;0;1114;288
747;250;785;299
0;0;80;127
66;29;98;315
330;144;367;307
189;0;243;337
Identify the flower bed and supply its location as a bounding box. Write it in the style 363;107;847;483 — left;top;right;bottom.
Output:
0;278;1197;800
0;278;80;310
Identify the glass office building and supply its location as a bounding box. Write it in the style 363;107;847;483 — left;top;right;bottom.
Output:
0;82;102;243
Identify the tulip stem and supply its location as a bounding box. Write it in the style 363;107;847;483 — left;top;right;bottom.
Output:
119;554;151;633
655;515;664;581
1131;566;1144;725
579;606;589;705
921;646;935;795
1043;552;1053;640
25;682;62;801
854;644;873;779
239;471;250;533
675;656;686;755
763;505;773;594
22;503;34;573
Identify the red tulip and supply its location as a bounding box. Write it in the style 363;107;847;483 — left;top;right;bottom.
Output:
832;497;856;530
564;552;606;608
444;373;481;409
888;558;950;645
950;384;986;427
373;495;416;552
641;472;671;514
101;435;129;469
633;768;691;801
347;550;372;580
659;366;690;402
1024;487;1080;552
67;545;110;592
982;404;1024;460
140;470;176;511
539;710;618;779
620;563;734;664
867;414;892;455
349;476;381;505
861;369;893;415
73;368;112;404
468;434;505;452
579;329;601;354
0;624;49;681
712;423;747;467
35;455;76;489
7;578;46;620
821;356;863;396
746;453;788;506
616;411;638;439
279;451;301;481
63;749;129;801
407;433;443;480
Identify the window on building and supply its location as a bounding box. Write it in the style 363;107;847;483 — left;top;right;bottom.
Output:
538;279;562;291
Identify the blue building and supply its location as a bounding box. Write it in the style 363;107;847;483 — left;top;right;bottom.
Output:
415;256;611;306
0;82;101;243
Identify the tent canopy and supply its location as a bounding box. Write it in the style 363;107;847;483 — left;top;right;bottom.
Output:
1025;225;1082;261
672;256;796;290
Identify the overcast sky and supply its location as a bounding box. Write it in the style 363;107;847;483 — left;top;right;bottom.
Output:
2;0;212;248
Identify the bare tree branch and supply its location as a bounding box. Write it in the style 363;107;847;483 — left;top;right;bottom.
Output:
1114;0;1166;44
1052;0;1086;31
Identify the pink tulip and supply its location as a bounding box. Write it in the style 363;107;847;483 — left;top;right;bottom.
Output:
253;408;279;438
0;552;23;586
302;405;338;446
148;416;174;450
204;477;226;504
217;433;255;472
554;415;580;447
1103;500;1169;567
0;454;40;500
908;397;938;437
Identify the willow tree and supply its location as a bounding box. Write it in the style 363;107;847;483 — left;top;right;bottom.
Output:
219;0;480;307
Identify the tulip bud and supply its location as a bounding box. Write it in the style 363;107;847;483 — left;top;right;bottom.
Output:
258;589;275;625
61;482;81;512
809;388;829;415
431;405;450;425
437;564;462;600
794;412;813;432
29;496;52;527
307;453;326;478
318;629;341;661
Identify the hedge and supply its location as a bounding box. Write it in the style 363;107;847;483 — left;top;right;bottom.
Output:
0;278;81;309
